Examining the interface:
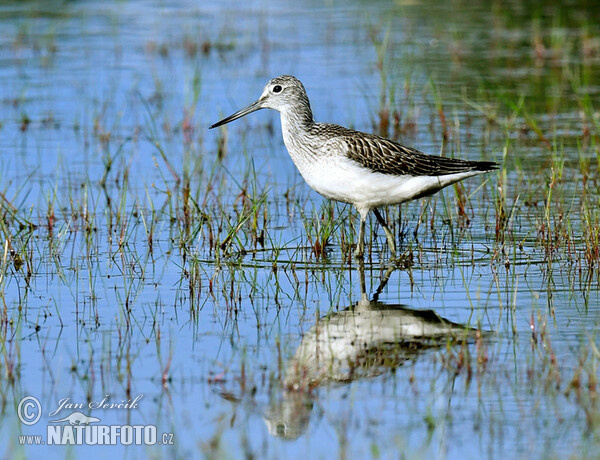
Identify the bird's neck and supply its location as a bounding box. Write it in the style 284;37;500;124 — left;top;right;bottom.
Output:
279;100;314;136
278;98;318;169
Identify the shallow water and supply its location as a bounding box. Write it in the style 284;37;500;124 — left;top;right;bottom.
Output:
1;0;600;459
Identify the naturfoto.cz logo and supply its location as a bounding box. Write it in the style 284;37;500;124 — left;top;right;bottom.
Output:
17;395;174;446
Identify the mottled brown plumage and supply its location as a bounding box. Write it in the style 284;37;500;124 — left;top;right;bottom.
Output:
306;122;498;176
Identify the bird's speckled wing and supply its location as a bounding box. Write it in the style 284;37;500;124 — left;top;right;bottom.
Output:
317;124;497;177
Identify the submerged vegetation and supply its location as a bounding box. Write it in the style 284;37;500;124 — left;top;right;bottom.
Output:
0;0;599;458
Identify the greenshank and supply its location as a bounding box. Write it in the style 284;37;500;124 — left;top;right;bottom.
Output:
210;75;498;259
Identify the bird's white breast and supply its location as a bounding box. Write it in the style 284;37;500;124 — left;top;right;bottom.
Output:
283;143;482;212
279;115;485;213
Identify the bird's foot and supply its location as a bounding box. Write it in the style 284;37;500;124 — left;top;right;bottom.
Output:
389;248;413;268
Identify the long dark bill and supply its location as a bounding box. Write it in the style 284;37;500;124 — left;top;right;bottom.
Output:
209;99;264;129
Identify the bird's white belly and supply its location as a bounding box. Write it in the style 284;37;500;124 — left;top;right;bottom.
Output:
293;155;479;211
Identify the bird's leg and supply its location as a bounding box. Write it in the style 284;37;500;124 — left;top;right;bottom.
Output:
373;208;397;259
354;209;368;259
357;256;368;303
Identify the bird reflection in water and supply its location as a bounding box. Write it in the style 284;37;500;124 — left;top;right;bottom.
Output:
263;260;488;440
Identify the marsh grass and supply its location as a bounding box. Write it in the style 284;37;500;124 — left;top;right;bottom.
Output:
1;3;600;458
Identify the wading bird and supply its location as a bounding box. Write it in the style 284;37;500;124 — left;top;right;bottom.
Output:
210;75;497;259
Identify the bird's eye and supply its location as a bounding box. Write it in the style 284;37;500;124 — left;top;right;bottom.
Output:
272;85;282;93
